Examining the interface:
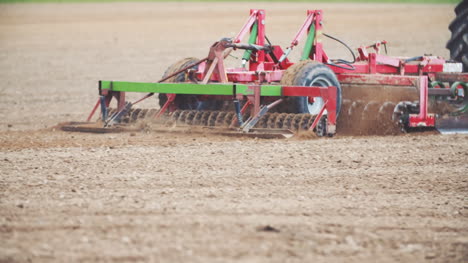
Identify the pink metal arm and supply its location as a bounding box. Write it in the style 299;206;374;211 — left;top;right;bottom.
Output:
281;10;328;63
233;9;259;43
313;10;325;62
289;11;315;47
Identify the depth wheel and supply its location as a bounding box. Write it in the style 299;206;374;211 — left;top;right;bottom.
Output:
158;58;218;110
280;60;342;116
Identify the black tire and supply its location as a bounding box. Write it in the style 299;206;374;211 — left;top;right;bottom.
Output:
455;0;468;15
280;60;342;116
159;58;224;110
447;0;468;72
158;57;199;110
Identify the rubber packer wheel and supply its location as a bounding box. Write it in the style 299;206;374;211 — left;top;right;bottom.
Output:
280;60;342;116
447;0;468;72
158;57;200;110
158;58;223;110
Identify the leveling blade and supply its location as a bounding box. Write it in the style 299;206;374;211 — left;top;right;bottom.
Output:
436;115;468;134
204;127;295;139
59;122;140;133
59;121;296;139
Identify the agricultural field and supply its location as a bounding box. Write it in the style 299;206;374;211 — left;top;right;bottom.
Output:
1;2;467;262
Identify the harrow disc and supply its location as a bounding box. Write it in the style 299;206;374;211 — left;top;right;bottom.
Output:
337;100;401;136
104;108;320;133
166;110;319;132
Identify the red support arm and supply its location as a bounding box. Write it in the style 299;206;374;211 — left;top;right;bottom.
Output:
233;9;259;44
282;85;337;127
289;11;315;47
256;10;266;64
408;76;435;128
313;10;326;63
87;99;100;122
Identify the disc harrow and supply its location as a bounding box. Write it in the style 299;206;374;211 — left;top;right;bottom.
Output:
107;108;320;132
337;99;400;135
69;8;468;139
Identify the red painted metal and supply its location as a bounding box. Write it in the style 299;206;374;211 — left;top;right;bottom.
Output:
325;86;337;127
102;90;125;112
329;62;445;75
240;100;252;114
283;86;324;97
132;93;154;105
237;85;338;132
287;10;327;62
196;9;452;91
290;11;315;47
337;74;417;86
233;10;259;44
96;9;467;133
309;101;327;131
374;54;400;68
409;114;436;128
357;41;387;61
407;76;435;128
87;99;101;122
244;85;262;116
283;85;337;127
436;72;468;82
198;70;285;83
155;94;176;119
313;10;325;63
419;76;428;120
230;100;252;127
368;53;377;74
256;10;266;69
202;39;231;84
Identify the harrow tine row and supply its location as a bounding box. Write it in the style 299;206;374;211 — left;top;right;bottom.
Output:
106;108;321;132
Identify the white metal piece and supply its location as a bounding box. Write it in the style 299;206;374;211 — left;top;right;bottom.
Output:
443;62;463;73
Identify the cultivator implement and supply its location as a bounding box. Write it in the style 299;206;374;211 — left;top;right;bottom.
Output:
83;80;338;138
64;9;468;137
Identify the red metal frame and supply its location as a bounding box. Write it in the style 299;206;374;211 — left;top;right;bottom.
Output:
194;9;451;80
233;10;258;44
244;85;337;132
100;89;126;112
190;9;461;129
408;76;435;128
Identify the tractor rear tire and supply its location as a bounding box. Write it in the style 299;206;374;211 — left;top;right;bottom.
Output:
447;0;468;72
280;60;342;116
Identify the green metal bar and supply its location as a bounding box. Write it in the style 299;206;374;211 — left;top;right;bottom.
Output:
100;81;282;97
242;22;258;63
301;23;315;61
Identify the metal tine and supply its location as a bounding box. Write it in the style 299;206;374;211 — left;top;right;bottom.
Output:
105;102;132;127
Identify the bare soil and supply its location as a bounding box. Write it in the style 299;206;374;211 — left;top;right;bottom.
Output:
1;2;467;263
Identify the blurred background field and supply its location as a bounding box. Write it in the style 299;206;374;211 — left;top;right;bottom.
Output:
1;1;467;262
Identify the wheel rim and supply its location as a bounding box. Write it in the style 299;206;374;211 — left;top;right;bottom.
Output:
307;76;331;114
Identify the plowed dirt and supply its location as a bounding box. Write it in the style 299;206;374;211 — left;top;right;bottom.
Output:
1;2;467;263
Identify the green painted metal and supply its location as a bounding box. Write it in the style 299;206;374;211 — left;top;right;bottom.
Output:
450;81;467;97
301;23;315;61
429;81;446;89
242;22;258;63
100;81;283;96
450;81;468;114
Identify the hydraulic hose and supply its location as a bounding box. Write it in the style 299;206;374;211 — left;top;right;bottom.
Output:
323;33;356;70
